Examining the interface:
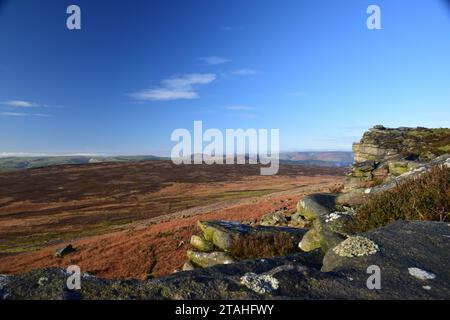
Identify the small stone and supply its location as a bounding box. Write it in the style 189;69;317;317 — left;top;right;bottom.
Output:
176;240;185;249
408;267;436;281
182;260;196;271
55;244;76;258
333;236;379;258
422;285;432;290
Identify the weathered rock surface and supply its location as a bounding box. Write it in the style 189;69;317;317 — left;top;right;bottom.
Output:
2;221;449;300
187;250;235;268
260;210;309;228
190;235;214;252
321;220;450;299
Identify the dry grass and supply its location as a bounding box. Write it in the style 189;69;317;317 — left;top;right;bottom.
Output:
347;166;450;233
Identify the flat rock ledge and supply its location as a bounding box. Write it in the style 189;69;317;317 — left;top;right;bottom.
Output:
2;220;449;300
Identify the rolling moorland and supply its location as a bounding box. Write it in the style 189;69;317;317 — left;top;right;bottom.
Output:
0;160;346;278
0;126;449;299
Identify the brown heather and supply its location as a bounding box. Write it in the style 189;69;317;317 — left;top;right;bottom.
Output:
347;166;450;233
230;233;298;260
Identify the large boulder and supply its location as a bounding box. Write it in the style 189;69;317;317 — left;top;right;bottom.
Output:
197;221;251;251
296;193;337;221
296;193;350;253
186;220;310;269
196;220;307;253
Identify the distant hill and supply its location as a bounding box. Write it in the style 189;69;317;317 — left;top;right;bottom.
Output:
0;152;353;172
0;155;167;172
279;152;353;167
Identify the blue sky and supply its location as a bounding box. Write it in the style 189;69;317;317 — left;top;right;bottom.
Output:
1;0;449;156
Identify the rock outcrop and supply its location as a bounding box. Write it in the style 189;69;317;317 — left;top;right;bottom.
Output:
183;221;309;269
346;126;450;195
2;221;449;300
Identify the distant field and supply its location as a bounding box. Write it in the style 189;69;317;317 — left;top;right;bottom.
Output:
0;161;346;255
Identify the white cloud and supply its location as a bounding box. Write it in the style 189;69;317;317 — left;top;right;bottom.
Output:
0;112;27;116
0;112;52;117
131;73;216;101
231;69;258;76
198;56;230;65
226;105;254;111
2;100;38;107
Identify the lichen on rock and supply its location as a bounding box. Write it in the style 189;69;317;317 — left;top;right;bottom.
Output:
408;267;436;281
240;272;279;294
332;236;379;258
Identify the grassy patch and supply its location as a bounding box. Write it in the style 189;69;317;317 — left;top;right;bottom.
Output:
347;166;450;233
0;219;132;254
438;145;450;153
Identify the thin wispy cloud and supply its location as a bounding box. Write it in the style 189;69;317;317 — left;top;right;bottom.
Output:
131;73;217;101
0;112;52;117
0;112;27;117
231;69;258;76
2;100;40;107
198;56;230;65
0;100;60;108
